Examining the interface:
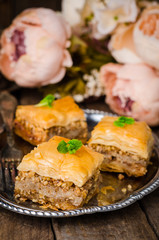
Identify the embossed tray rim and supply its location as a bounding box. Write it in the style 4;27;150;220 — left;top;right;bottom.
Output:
0;109;159;218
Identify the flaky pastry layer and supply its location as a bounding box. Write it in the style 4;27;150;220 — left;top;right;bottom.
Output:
17;136;104;187
88;116;154;159
14;119;88;145
91;144;150;177
14;96;86;129
14;170;100;210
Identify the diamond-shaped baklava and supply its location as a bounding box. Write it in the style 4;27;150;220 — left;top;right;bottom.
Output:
88;116;154;177
14;96;88;145
14;136;104;210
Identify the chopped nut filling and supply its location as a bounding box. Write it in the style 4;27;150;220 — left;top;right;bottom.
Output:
90;144;150;177
14;170;100;210
14;119;88;145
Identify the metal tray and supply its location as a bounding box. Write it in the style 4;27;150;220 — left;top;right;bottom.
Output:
0;110;159;217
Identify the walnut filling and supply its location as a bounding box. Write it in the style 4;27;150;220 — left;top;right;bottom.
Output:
90;144;150;177
14;170;100;210
14;119;88;145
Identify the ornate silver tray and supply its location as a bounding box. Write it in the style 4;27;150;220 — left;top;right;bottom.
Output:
0;110;159;217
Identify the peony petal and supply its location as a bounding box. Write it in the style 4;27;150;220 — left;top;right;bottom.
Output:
133;6;159;69
0;8;72;87
92;0;139;38
100;62;159;126
62;49;73;68
109;24;143;64
62;0;86;26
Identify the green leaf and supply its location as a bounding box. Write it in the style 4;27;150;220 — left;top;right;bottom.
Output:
57;140;68;154
35;94;55;108
73;78;86;95
125;117;135;125
69;35;87;55
57;139;82;154
67;139;82;154
113;121;125;127
118;116;127;123
114;116;135;127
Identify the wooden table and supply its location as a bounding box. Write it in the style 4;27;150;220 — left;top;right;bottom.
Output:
0;88;159;240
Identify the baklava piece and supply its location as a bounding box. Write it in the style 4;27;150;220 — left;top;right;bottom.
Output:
88;116;154;177
14;96;88;145
14;136;104;210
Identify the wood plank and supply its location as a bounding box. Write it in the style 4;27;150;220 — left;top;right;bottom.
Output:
52;202;157;240
0;207;54;240
140;188;159;238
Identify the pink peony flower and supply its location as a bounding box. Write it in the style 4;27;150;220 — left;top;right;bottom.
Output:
100;63;159;126
0;8;72;87
133;6;159;70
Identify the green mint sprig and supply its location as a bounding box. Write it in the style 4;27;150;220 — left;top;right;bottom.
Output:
57;139;82;154
114;116;135;128
35;94;55;108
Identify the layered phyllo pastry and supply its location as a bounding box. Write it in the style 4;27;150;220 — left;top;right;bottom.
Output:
14;136;104;210
88;116;154;177
14;95;88;145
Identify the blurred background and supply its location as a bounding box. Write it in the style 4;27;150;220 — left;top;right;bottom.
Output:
0;0;62;29
1;0;159;126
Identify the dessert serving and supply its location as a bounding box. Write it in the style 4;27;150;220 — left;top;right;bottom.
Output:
14;136;104;210
14;95;88;145
88;116;154;177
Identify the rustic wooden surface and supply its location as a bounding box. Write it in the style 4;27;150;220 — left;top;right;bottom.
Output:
0;87;158;240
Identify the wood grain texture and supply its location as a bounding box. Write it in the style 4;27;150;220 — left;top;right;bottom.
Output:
140;188;159;239
52;203;157;240
0;207;54;240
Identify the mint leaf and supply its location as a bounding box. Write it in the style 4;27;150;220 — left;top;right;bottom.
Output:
35;94;55;108
118;116;127;123
114;116;135;127
125;117;135;125
68;148;77;154
114;120;125;127
67;139;82;154
57;139;82;154
57;140;68;154
118;116;134;124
